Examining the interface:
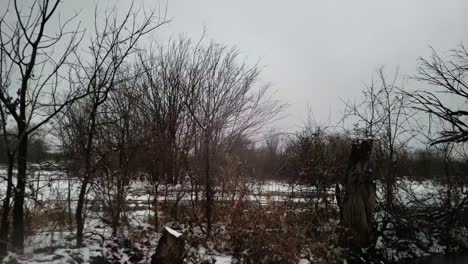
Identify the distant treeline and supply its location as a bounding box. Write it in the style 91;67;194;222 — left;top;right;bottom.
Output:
2;129;465;185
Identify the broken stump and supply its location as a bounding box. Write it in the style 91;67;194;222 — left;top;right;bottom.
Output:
151;227;185;264
339;139;376;249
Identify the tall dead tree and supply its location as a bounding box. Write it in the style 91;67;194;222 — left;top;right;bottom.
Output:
339;139;376;248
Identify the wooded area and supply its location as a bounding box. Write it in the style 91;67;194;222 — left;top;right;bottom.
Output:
0;1;467;263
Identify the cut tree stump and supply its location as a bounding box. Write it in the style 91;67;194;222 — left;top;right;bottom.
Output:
151;227;185;264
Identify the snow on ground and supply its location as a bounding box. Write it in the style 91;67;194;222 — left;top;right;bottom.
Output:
1;168;321;263
395;179;444;207
1;167;465;263
215;255;233;263
1;167;451;210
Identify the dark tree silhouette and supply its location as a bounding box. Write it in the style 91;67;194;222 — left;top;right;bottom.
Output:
411;45;468;145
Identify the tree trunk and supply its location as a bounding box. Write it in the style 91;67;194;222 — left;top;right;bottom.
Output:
12;131;28;252
76;103;98;247
385;150;396;210
153;183;159;229
112;174;125;237
76;178;88;247
111;148;127;237
443;150;452;209
204;131;212;239
0;153;15;257
340;139;376;249
67;175;73;231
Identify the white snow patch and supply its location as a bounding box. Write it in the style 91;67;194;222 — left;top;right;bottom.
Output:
215;255;232;263
165;226;182;238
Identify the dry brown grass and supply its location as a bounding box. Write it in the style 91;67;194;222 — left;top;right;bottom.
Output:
26;205;69;232
222;203;344;263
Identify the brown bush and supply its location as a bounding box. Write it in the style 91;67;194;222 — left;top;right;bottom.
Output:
225;203;344;263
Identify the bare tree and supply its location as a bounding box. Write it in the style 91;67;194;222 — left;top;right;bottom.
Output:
0;0;84;251
137;38;194;186
133;38;283;237
283;124;350;209
410;45;468;145
183;41;283;238
59;4;166;247
135;38;198;228
92;71;142;236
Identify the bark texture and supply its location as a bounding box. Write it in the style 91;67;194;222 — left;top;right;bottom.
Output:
340;139;376;248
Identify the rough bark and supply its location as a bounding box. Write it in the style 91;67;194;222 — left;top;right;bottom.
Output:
340;139;376;249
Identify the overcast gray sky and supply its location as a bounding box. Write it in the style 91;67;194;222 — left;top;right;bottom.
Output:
155;0;468;132
6;0;468;132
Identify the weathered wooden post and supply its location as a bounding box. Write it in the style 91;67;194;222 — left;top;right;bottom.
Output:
151;227;185;264
338;139;376;248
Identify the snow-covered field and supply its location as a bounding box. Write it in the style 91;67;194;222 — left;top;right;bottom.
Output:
0;167;466;263
0;168;321;263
